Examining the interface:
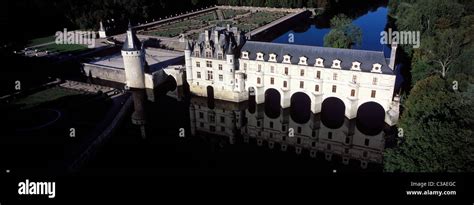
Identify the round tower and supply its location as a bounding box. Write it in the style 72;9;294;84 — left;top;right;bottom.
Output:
121;22;145;89
225;42;235;87
184;40;193;84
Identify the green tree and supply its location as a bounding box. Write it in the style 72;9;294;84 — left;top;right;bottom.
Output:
423;29;465;78
323;14;362;48
384;76;474;172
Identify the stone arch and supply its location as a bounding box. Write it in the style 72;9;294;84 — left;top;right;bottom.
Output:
264;88;281;119
155;75;177;96
356;101;385;135
290;92;311;124
206;85;215;109
321;97;345;129
248;87;256;114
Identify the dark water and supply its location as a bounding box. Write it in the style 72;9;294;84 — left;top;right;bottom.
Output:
272;4;391;57
84;1;398;174
85;85;396;174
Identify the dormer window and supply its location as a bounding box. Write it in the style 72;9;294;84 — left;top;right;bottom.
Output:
332;59;341;68
242;51;249;59
194;51;200;57
269;53;277;62
283;54;291;63
256;52;264;61
371;63;382;73
351;61;361;70
299;56;308;65
315;58;324;67
217;53;223;60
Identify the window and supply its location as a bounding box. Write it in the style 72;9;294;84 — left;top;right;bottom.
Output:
270;77;274;85
315;85;319;92
300;69;304;76
297;138;301;144
270;66;275;73
283;81;287;88
218;64;222;70
219;74;223;81
299;81;304;88
217;53;223;59
328;132;332;139
284;67;289;75
221;126;225;132
199;112;204;119
316;58;324;67
332;85;337;93
257;64;261;72
205;51;211;58
327;144;331;150
206;61;212;68
194;51;200;57
352;75;357;83
365;139;370;146
316;71;321;79
345;148;349;153
196;62;200;67
312;130;316;137
209;114;215;123
297;127;302;133
197;72;201;79
257;77;261;84
345;137;350;144
312;142;316;147
333;73;337;81
207;71;213;80
269;121;273;128
243;63;247;70
371;90;376;98
372;77;378;85
351;89;355;97
220;116;225;123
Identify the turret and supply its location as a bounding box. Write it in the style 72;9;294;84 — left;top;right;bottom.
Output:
389;42;397;70
184;40;193;83
121;22;146;89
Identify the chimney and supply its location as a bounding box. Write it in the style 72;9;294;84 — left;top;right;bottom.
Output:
205;30;210;42
214;30;219;44
389;42;398;70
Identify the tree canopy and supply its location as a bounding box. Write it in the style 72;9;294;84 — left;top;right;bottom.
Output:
323;14;362;48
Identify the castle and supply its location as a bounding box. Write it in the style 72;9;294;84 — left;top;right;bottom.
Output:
183;26;399;125
120;24;400;126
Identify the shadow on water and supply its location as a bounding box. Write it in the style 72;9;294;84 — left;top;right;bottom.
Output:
86;82;397;174
321;97;345;129
290;92;311;124
264;88;281;119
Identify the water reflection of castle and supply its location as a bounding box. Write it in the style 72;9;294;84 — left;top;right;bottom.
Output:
189;97;385;169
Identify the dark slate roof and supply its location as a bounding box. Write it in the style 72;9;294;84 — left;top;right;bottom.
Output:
194;26;243;56
122;23;142;51
241;41;394;75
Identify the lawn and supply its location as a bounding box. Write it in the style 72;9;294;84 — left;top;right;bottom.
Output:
36;43;89;54
27;36;56;47
13;87;82;110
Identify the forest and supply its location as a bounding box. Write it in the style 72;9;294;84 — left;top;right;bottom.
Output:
383;0;474;172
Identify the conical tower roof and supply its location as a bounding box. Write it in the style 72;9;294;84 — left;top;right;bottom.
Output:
122;21;142;51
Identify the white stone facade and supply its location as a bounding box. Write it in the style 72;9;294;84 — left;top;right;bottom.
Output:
186;29;400;126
